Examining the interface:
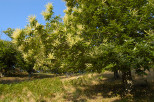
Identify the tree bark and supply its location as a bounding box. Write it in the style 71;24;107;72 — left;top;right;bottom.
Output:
114;70;120;80
122;69;133;95
0;72;4;77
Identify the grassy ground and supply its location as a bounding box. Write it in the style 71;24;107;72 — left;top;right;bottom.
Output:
0;72;154;102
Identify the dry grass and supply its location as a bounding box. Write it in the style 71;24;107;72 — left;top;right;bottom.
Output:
0;70;154;102
61;71;154;102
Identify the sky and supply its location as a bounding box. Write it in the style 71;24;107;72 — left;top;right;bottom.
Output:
0;0;66;41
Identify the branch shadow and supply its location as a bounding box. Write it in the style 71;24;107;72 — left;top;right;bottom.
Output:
0;72;85;85
64;73;154;102
0;73;56;84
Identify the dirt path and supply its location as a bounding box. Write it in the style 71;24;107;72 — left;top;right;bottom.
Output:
0;69;153;85
0;77;31;84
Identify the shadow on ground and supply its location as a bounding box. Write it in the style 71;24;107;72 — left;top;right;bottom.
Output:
0;72;154;102
64;72;154;102
0;73;84;84
0;73;56;84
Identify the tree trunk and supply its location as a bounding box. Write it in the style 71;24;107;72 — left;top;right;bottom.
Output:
122;69;133;95
28;71;33;78
114;70;120;80
0;72;4;77
28;73;31;78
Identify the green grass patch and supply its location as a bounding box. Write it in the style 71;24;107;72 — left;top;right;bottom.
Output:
0;72;153;102
0;77;64;102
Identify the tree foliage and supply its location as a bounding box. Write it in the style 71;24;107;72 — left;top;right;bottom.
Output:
63;0;154;71
11;3;66;73
3;28;15;40
3;0;154;93
63;0;154;93
0;40;17;75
